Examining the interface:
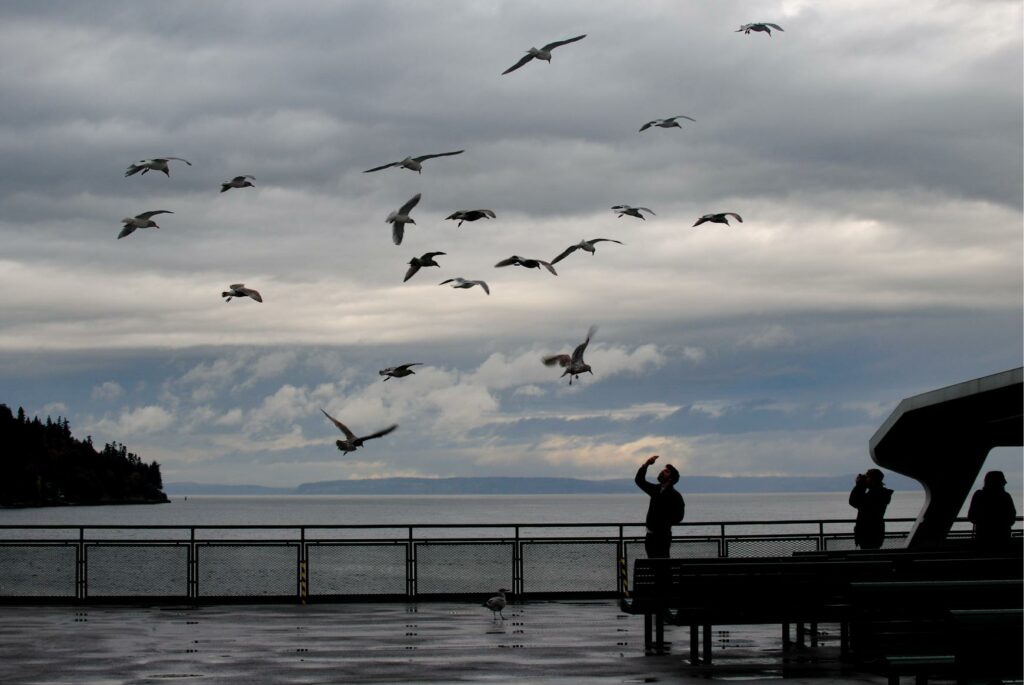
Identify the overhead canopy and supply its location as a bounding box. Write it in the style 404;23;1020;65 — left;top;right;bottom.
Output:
869;367;1023;548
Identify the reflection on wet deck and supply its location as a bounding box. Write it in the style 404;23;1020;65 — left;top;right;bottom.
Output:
0;600;886;684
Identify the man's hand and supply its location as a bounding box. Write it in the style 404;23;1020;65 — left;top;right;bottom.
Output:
644;455;659;467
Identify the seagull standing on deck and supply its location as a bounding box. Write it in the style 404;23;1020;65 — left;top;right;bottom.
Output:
550;238;623;265
387;193;422;246
364;151;464;174
124;157;192;177
638;116;696;132
543;325;597;385
737;22;784;36
693;212;743;227
502;35;586;74
118;210;172;239
484;589;509;620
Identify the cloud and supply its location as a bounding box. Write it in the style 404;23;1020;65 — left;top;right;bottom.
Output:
92;405;175;437
91;381;123;401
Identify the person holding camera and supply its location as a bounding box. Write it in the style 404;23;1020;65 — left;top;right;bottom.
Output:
848;468;893;549
635;455;685;558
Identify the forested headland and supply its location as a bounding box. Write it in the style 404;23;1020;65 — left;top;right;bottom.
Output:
0;404;168;507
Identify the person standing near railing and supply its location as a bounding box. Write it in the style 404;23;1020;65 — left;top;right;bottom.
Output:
849;468;893;549
635;455;685;558
968;470;1017;549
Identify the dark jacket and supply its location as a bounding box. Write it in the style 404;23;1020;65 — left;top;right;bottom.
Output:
968;487;1017;546
635;464;685;535
849;483;893;549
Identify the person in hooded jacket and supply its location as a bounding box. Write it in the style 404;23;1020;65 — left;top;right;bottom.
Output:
968;470;1017;549
848;468;893;549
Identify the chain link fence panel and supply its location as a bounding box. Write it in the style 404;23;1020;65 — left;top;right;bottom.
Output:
307;543;406;596
521;540;618;593
414;542;513;595
0;544;76;597
196;544;298;597
85;544;188;597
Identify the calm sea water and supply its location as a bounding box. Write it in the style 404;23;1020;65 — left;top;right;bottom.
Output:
0;491;936;528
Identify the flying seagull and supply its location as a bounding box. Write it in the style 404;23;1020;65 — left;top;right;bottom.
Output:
611;205;655;220
364;151;464;174
118;210;172;239
550;238;623;265
543;325;597;385
484;588;509;620
320;409;398;454
737;22;784;36
221;283;263;303
440;277;490;295
220;175;255;192
693;212;743;227
404;251;446;282
387;193;422;246
124;157;192;177
494;255;557;275
502;34;586;75
638;116;696;132
445;209;496;227
379;363;422;381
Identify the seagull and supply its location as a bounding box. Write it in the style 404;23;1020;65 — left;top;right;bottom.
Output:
693;212;743;227
550;238;623;265
543;325;597;385
737;22;784;36
220;175;255;192
494;255;557;275
502;34;586;75
445;209;496;227
364;151;464;174
611;205;655;220
638;116;696;132
404;251;446;282
440;277;490;295
379;363;423;381
484;588;509;620
221;283;263;303
118;210;172;239
387;193;422;246
320;409;398;455
124;157;192;177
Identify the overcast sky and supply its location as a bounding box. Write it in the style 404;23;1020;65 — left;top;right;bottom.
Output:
1;0;1021;491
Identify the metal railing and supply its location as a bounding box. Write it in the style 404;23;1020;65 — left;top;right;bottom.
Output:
0;517;1016;603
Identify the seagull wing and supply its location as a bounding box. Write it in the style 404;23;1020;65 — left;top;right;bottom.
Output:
136;210;173;220
571;325;597;364
542;34;586;51
668;115;696;123
587;238;624;246
693;216;710;226
549;244;578;265
392;221;405;245
423;251;446;259
164;157;192;165
439;278;459;286
117;225;136;239
638;208;655;215
765;23;784;31
539;260;557;275
472;280;490;295
363;161;399;173
403;263;421;282
413;150;464;163
321;409;357;441
242;288;263;302
502;53;535;75
479;209;496;219
494;256;520;268
397;363;423;372
639;121;656;132
543;354;571;368
724;212;743;223
360;424;399;442
399;193;422;215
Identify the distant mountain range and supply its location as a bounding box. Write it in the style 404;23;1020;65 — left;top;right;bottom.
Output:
165;473;920;496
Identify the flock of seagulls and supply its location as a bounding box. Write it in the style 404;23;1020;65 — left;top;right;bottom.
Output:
112;18;784;618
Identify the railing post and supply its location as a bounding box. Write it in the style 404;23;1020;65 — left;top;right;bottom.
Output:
406;526;415;599
513;525;522;596
719;523;727;557
77;527;85;601
299;527;307;605
189;527;196;601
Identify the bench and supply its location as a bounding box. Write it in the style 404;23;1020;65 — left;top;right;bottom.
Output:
620;557;894;660
849;579;1023;684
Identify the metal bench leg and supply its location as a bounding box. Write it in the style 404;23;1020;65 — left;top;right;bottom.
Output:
655;613;665;653
690;624;699;665
644;614;652;651
703;624;712;664
796;621;805;647
782;622;791;650
810;621;818;647
840;621;849;659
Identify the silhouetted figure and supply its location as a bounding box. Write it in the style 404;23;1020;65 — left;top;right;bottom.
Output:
635;455;685;558
849;468;893;549
968;471;1017;549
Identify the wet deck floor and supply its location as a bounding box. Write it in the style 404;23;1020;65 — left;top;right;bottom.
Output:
0;600;889;684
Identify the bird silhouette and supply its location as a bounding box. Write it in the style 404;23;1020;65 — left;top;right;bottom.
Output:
387;193;422;245
220;175;255;192
379;363;422;381
440;277;490;295
693;212;743;227
550;238;623;265
445;209;496;227
221;284;263;303
320;409;398;454
364;151;464;174
543;325;597;385
484;588;509;619
502;35;586;75
118;210;172;239
124;157;192;177
404;251;446;282
494;255;557;275
638;116;695;132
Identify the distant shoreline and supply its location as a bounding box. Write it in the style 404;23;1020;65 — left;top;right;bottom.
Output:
164;473;921;496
